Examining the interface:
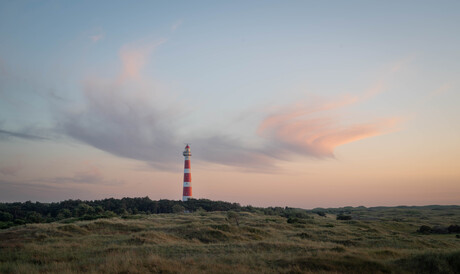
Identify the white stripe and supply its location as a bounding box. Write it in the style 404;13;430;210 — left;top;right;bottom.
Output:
185;156;190;160
184;169;190;173
183;182;191;187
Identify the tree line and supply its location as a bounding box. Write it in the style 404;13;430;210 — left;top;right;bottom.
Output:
0;197;313;229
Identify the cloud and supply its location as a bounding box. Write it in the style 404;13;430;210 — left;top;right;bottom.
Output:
391;54;416;73
171;20;182;32
57;40;275;171
257;97;401;158
90;34;104;43
414;83;454;108
0;163;22;176
87;28;105;43
58;40;181;170
59;79;180;168
0;128;48;141
0;178;102;202
431;83;452;96
189;135;278;172
44;167;123;186
57;41;401;172
118;39;166;81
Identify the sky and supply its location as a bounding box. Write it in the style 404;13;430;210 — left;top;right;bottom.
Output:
0;1;459;208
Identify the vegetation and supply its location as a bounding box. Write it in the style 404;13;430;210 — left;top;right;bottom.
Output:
0;201;459;273
0;198;244;229
0;197;327;230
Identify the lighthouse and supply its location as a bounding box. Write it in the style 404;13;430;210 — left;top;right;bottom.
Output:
182;144;192;201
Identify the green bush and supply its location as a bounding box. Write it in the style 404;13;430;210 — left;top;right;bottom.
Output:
227;211;240;226
0;221;14;229
396;251;460;273
172;204;185;213
448;225;460;233
0;211;13;222
26;211;42;223
287;217;306;224
418;225;432;234
314;211;326;217
336;214;352;221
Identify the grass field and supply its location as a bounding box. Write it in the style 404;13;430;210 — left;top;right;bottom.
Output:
1;206;459;273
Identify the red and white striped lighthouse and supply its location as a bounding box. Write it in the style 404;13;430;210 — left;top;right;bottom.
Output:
182;144;192;201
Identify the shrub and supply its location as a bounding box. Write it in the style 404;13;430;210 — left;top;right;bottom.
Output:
314;211;326;217
104;211;117;218
57;208;72;220
418;225;432;234
76;203;95;217
26;212;42;223
172;204;185;213
287;217;306;224
396;251;460;273
336;214;352;221
14;219;26;225
0;211;13;222
0;221;14;229
448;225;460;233
297;232;311;239
227;211;240;226
282;208;312;219
431;226;449;234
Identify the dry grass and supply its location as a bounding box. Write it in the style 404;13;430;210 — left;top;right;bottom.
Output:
1;207;459;273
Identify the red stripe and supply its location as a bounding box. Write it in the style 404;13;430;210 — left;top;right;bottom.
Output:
183;187;192;196
184;173;191;182
184;160;190;169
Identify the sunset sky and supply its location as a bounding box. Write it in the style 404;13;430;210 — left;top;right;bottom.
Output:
1;1;459;208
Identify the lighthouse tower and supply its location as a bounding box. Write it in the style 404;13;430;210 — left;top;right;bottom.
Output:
182;144;192;201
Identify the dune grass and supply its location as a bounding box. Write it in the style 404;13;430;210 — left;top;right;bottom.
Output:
1;207;459;273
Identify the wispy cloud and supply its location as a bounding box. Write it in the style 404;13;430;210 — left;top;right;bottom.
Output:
56;41;401;172
390;54;416;73
58;39;180;170
414;83;454;108
189;135;277;172
171;20;182;32
0;163;22;176
90;33;104;42
88;28;105;43
431;83;452;96
118;39;166;81
0;176;113;202
258;94;401;158
0;128;48;141
44;167;123;186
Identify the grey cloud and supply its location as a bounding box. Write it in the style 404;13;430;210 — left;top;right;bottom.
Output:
43;174;123;186
58;80;181;170
57;79;282;171
0;179;91;202
189;135;280;172
0;128;48;141
0;164;22;176
0;170;122;202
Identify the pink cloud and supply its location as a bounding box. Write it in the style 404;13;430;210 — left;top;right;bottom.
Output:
0;163;22;176
171;20;183;32
89;34;104;42
118;39;166;81
390;54;416;73
60;39;402;171
431;83;452;96
74;166;102;182
258;97;401;158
